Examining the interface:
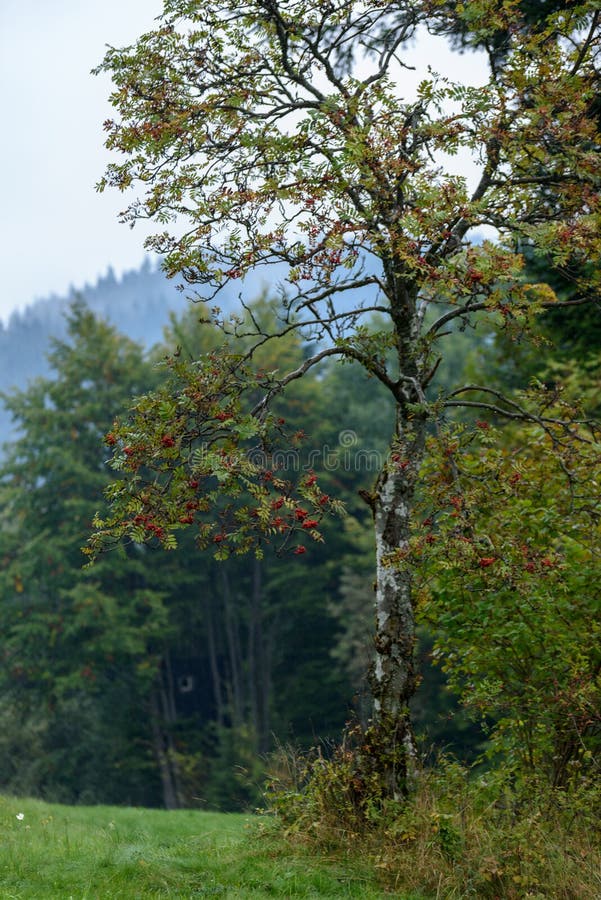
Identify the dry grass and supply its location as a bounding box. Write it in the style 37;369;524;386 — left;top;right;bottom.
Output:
269;750;601;899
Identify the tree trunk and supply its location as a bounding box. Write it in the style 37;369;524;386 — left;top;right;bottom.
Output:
150;688;181;810
205;594;226;727
221;568;244;727
248;558;271;754
367;407;426;799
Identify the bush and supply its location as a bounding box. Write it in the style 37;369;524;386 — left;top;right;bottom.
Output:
267;747;601;898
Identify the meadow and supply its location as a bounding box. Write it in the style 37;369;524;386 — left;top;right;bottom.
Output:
0;795;389;899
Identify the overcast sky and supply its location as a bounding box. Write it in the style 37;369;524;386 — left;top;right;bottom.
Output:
0;0;164;324
0;2;488;325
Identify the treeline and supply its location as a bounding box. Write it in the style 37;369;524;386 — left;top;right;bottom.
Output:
0;262;186;445
0;286;598;811
0;260;327;447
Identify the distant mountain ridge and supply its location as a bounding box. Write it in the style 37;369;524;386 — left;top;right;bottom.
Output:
0;259;289;446
0;261;190;444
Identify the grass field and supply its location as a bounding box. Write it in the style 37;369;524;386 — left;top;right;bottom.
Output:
2;790;600;898
0;795;394;899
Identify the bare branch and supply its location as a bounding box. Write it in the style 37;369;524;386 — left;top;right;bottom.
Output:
444;385;598;443
570;10;600;77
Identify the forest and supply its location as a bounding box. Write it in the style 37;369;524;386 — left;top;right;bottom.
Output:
1;270;598;810
0;0;599;896
0;295;466;809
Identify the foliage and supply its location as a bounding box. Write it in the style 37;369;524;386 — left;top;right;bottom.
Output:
96;0;600;303
0;303;164;692
0;300;378;808
5;297;598;810
415;410;601;787
464;246;601;413
0;304;175;805
87;345;342;562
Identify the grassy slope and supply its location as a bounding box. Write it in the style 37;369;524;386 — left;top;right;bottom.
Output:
0;795;397;899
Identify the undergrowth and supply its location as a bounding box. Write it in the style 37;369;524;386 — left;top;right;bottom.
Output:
266;743;601;899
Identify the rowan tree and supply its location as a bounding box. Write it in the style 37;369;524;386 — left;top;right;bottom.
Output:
91;0;600;798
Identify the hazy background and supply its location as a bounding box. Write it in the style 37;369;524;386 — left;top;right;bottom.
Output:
0;2;487;325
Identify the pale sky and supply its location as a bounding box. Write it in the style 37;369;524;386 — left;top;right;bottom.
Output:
0;2;488;325
0;0;164;324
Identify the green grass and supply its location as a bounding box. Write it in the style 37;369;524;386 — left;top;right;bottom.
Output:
0;795;394;899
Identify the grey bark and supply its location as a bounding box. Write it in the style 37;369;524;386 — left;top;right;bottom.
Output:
364;268;427;797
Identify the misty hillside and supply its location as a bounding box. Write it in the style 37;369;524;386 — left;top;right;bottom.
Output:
0;253;384;447
0;261;186;444
0;260;277;446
